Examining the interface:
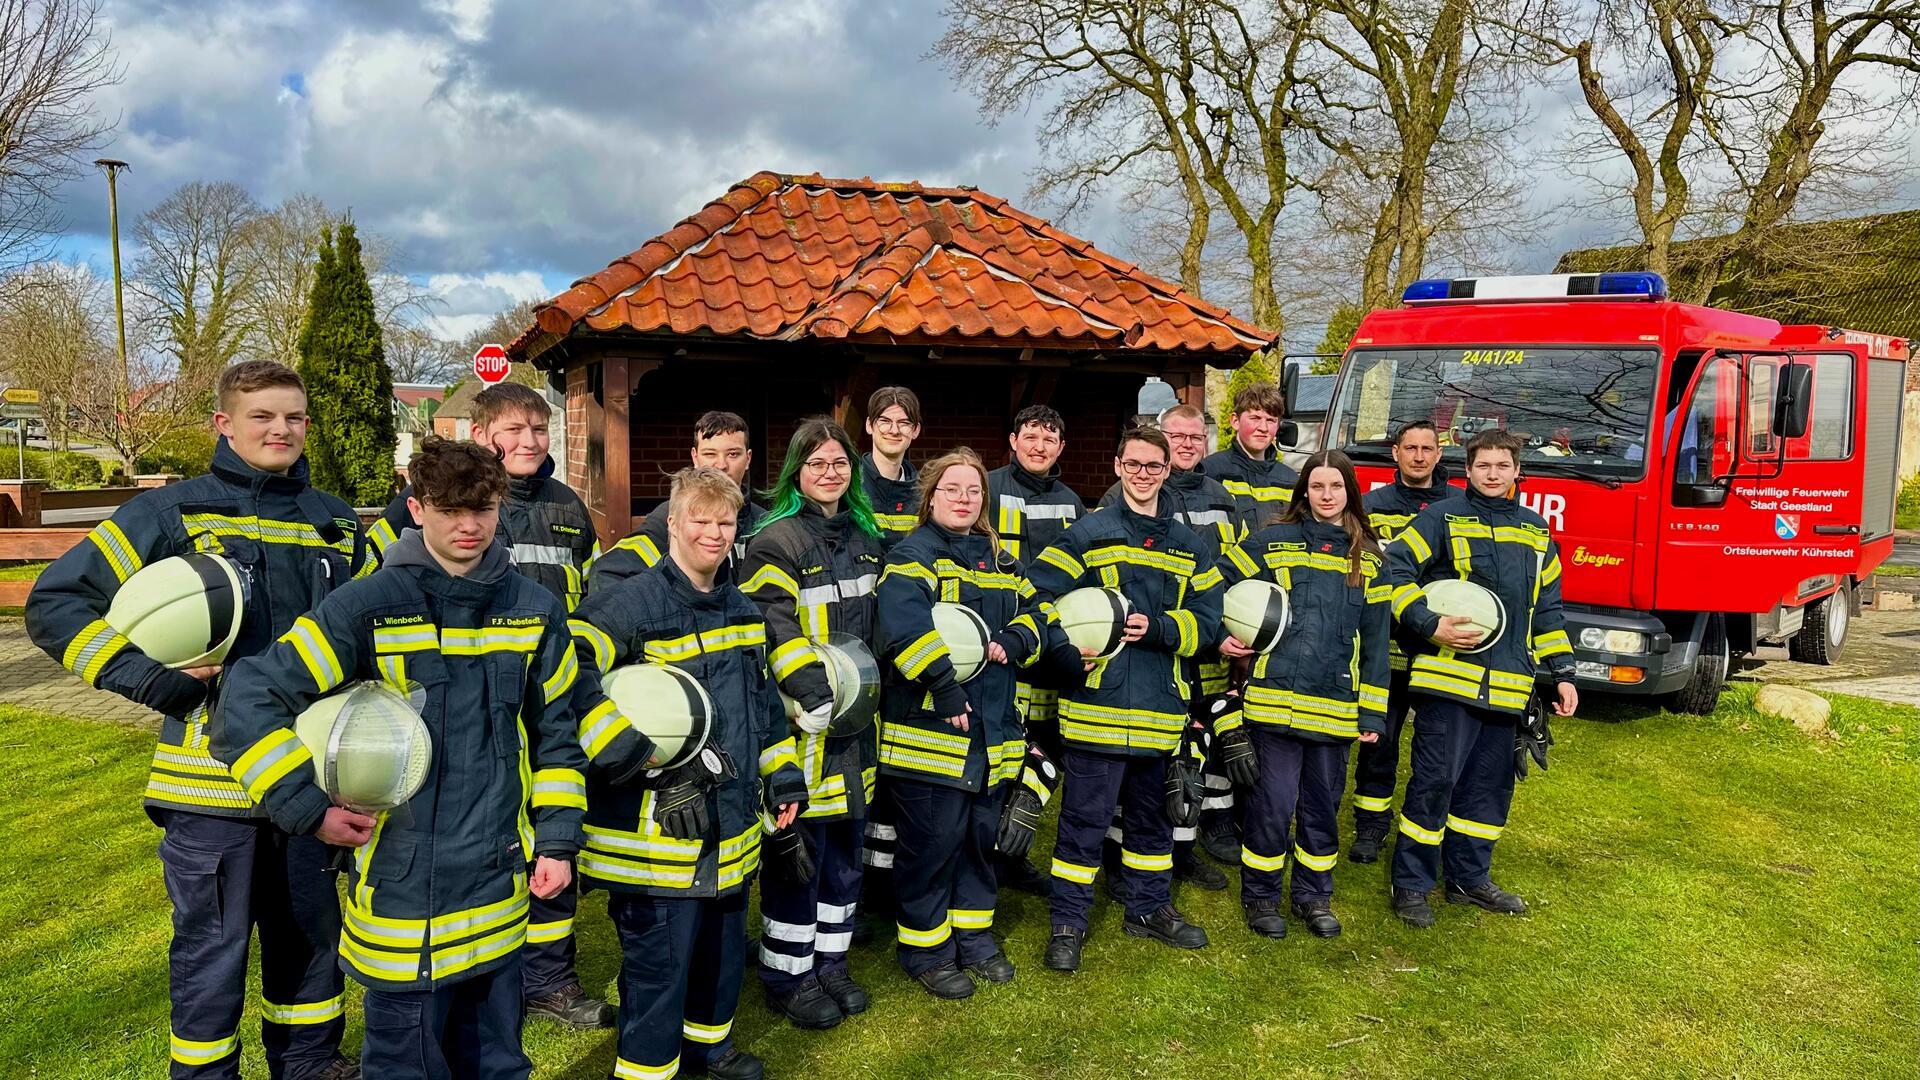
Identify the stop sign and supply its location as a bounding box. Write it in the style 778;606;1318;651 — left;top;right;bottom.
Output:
473;343;510;384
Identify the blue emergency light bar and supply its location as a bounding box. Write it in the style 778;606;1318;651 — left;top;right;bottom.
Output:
1401;272;1668;304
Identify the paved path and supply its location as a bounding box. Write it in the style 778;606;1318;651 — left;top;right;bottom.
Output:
0;617;163;727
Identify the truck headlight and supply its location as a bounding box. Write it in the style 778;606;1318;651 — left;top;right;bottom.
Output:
1578;628;1648;654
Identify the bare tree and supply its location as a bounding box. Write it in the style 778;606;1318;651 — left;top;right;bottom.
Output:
0;0;118;278
384;322;462;385
1503;0;1920;301
131;181;260;405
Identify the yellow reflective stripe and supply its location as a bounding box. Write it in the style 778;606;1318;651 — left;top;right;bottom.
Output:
880;560;937;590
950;908;994;930
1398;814;1443;845
896;919;952;947
1352;794;1392;812
1035;545;1085;579
682;1019;732;1045
169;1029;239;1066
894;628;949;679
543;643;579;704
440;625;542;655
569;618;617;672
1395;526;1434;564
1419;654;1485;679
1167;609;1199;656
770;637;820;680
279;616;345;691
1447;814;1504;841
642;623;767;664
1532;630;1573;659
1358;684;1391;711
1390;583;1424;618
62;618;133;685
578;699;627;761
526;918;573;944
1050;857;1098;884
531;767;587;810
1222;479;1291;502
1241;846;1286;872
88;520;143;583
1084;544;1195;577
614;534;663;567
1190;566;1222;592
182;512;353;552
1492;525;1548;551
874;511;917;534
741;563;800;598
231;728;312;801
758;737;800;778
614;1055;680;1080
1292;845;1337;872
1120;848;1173;872
367;517;400;554
1227;543;1260;577
373;623;440;652
260;994;345;1025
1542;555;1563;586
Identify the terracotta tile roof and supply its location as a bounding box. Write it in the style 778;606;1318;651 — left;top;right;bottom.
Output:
510;172;1273;363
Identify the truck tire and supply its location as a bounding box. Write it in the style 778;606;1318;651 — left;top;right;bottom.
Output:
1667;614;1728;716
1788;581;1850;666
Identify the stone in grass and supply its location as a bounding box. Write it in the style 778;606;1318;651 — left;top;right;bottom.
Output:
1755;683;1832;736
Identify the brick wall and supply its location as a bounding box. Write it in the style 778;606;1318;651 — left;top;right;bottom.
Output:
620;360;1159;522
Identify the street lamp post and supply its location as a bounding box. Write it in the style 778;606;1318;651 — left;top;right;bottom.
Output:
94;158;131;458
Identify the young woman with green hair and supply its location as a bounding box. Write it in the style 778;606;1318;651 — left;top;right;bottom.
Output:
739;416;888;1029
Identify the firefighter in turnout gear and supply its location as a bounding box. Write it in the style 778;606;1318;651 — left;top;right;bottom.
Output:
739;418;886;1029
1202;382;1298;534
28;362;364;1080
568;467;808;1080
367;382;607;1028
1385;430;1578;928
1097;404;1241;892
215;438;590;1079
1351;421;1447;864
985;405;1084;896
591;411;765;593
857;387;924;938
1216;451;1392;940
1029;426;1225;973
876;449;1078;999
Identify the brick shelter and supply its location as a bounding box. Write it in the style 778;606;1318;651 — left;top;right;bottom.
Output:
508;172;1274;546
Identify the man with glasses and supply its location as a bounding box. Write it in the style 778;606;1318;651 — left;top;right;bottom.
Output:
1203;384;1297;534
863;387;923;550
1026;425;1225;973
591;410;764;592
1097;404;1241;891
986;405;1086;894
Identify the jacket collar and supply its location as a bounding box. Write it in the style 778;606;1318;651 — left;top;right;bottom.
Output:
506;455;556;502
1393;462;1448;500
1007;461;1061;494
1231;439;1278;466
660;553;726;607
1465;484;1518;515
209;437;312;495
863;452;917;486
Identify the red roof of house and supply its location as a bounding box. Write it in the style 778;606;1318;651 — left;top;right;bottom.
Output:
511;172;1273;362
393;384;446;409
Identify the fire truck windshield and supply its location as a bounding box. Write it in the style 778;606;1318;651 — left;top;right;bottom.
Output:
1327;346;1659;479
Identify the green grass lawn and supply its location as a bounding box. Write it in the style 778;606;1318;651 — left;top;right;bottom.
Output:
1878;564;1917;579
0;561;47;581
3;687;1914;1079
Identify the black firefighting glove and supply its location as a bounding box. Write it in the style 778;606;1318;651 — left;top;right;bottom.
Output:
1214;724;1259;789
1164;721;1209;828
996;744;1060;859
651;746;737;839
765;826;816;886
1514;688;1554;781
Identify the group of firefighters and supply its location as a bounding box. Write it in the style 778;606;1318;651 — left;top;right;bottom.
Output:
26;360;1579;1080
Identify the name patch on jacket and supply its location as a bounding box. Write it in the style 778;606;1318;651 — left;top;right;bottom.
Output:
550;523;583;537
1267;541;1307;552
373;613;431;627
489;615;545;628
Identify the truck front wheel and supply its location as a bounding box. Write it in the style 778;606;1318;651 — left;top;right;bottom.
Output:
1788;581;1851;666
1667;613;1728;716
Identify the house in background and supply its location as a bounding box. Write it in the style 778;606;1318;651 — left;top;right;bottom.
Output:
431;380;482;441
1557;210;1920;478
392;383;447;477
508;172;1273;545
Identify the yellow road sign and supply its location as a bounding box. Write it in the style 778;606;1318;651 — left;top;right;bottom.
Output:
1;388;42;405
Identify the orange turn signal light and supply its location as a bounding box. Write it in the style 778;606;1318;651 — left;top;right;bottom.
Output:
1608;666;1645;684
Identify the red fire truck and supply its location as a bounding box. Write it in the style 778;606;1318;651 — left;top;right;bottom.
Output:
1320;272;1909;713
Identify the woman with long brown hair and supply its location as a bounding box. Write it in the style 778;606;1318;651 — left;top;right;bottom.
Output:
872;448;1073;998
1214;449;1394;940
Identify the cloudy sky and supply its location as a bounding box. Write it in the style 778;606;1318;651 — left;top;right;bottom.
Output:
41;0;1916;344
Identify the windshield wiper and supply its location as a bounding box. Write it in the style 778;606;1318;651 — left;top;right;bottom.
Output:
1521;459;1624;489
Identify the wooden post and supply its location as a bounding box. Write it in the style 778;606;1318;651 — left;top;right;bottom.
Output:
604;356;631;541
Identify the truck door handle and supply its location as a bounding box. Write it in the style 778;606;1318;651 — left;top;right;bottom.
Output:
1812;524;1857;535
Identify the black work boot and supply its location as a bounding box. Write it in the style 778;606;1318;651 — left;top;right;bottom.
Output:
1175;850;1229;891
764;975;844;1029
1391;887;1436;928
913;961;977;1000
1349;816;1391;864
817;968;870;1015
1197;817;1241;864
1290;897;1342;938
1242;900;1287;940
966;950;1015;984
314;1056;361;1080
1446;880;1528;914
1123;905;1209;949
700;1047;766;1080
525;982;615;1029
1043;925;1085;972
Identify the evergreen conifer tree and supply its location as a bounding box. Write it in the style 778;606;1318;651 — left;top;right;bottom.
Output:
296;222;397;504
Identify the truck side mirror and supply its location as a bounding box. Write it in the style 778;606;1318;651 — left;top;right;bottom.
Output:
1280;364;1299;418
1278;420;1299;448
1772;363;1813;440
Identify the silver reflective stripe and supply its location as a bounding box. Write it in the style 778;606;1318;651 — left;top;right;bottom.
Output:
795;584;839;607
1183;509;1231;527
762;918;815;943
237;739;303;791
759;946;813;973
512;544;577;567
816;931;852;953
816;900;858;922
836;573;876;598
433;895;528;939
1024;503;1077;520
